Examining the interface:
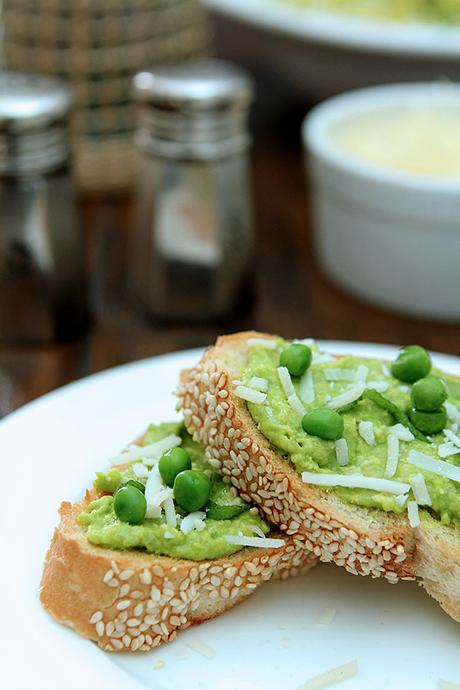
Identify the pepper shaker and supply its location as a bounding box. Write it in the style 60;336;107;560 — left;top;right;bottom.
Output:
0;73;89;343
131;59;255;320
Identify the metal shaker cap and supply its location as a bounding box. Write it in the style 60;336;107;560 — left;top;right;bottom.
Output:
133;59;254;159
0;72;73;174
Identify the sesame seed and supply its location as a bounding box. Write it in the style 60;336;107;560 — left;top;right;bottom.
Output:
127;618;141;627
139;569;152;585
119;584;130;597
108;578;119;588
133;603;144;617
95;621;104;637
89;611;103;624
117;599;131;611
150;586;161;601
103;569;114;584
119;569;134;581
111;638;123;650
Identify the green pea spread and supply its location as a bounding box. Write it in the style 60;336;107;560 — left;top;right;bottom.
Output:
243;342;460;526
79;422;269;560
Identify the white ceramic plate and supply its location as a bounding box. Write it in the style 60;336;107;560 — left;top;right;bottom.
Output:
206;0;460;97
2;342;460;690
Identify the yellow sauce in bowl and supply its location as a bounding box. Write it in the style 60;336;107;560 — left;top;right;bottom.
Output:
329;106;460;177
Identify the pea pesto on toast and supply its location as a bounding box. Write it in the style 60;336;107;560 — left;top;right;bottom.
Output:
40;421;316;652
179;332;460;622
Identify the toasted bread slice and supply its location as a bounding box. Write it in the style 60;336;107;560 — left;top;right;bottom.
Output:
177;331;460;622
40;480;316;653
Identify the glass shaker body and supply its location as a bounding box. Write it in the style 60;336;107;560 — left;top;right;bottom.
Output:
0;73;89;343
131;59;255;321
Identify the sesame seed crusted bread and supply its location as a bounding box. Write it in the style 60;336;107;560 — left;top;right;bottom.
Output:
177;331;460;623
40;494;316;652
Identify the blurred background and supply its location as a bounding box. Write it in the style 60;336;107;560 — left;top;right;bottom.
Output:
1;0;460;416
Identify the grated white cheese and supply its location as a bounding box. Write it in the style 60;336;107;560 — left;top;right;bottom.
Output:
324;368;356;382
164;532;173;539
407;500;420;528
355;364;369;383
407;450;460;484
298;659;358;690
147;487;173;507
248;376;268;392
186;639;216;659
223;534;285;548
301;471;410;494
381;363;390;377
438;442;460;458
444;428;460;449
180;511;206;535
193;517;206;532
395;493;408;508
163;496;177;527
247;337;279;350
385;432;399;478
366;380;390;393
446;401;460;425
397;384;410;394
288;392;305;416
277;366;295;396
335;438;349;467
110;434;182;466
326;382;366;410
132;462;149;478
390;423;415;442
299;368;315;404
144;466;164;519
358;421;375;446
234;385;266;405
318;608;336;626
410;473;432;506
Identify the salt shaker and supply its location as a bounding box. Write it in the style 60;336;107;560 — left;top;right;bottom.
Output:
0;73;89;343
131;59;254;320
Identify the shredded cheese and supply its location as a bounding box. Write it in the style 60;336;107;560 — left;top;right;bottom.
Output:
301;471;410;494
444;428;460;449
132;462;149;478
385;432;399;478
366;380;390;392
335;438;349;466
324;368;356;381
223;534;285;548
395;493;408;508
278;366;305;416
358;421;375;446
163;496;177;527
186;639;216;659
407;500;420;528
234;385;266;404
438;442;460;458
299;368;315;404
247;524;266;538
288;392;305;416
110;434;182;466
326;382;366;410
247;337;279;349
248;376;268;392
390;423;415;442
407;450;460;484
298;660;358;690
144;466;164;519
355;364;369;383
313;352;335;364
410;473;432;506
180;511;206;535
445;401;460;425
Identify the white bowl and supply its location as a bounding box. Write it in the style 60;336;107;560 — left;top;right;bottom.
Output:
206;0;460;97
302;82;460;321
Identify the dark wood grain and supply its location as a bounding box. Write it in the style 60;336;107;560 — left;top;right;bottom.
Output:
1;67;459;417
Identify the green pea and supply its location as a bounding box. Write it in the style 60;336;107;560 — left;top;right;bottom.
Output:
411;376;447;412
124;479;145;493
391;345;431;383
159;447;192;487
173;470;211;513
408;406;447;435
279;343;312;377
114;485;146;524
301;407;344;441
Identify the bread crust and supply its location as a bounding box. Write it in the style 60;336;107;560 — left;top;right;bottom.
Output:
177;330;460;622
40;492;316;652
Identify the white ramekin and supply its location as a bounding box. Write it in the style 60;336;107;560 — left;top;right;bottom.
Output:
302;83;460;321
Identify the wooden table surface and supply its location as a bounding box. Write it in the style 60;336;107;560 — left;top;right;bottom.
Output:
1;69;459;419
